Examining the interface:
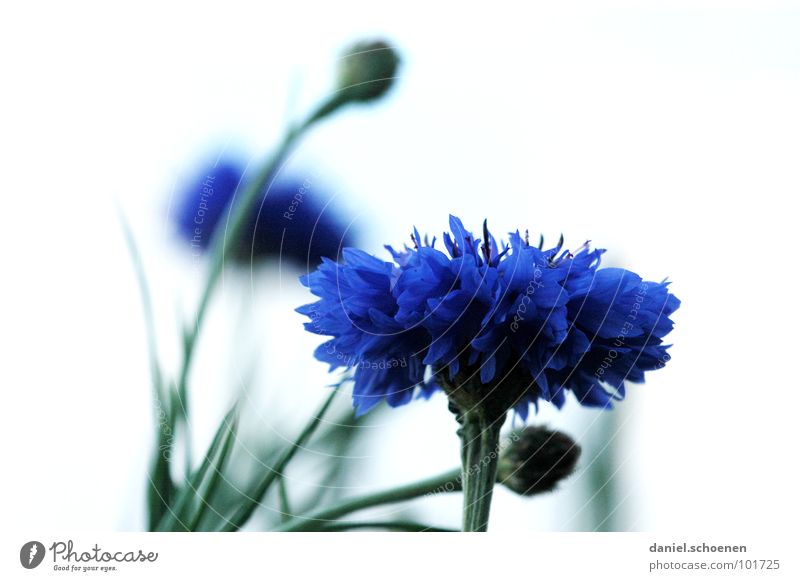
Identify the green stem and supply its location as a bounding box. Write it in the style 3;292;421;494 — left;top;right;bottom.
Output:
459;409;504;532
277;475;292;523
174;94;344;469
276;468;462;532
319;520;457;532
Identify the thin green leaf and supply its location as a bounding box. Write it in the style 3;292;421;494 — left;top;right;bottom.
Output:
277;476;292;523
186;411;239;531
156;405;239;531
117;207;168;410
147;423;174;531
117;207;174;529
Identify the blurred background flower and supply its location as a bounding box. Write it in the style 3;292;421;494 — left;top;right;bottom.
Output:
173;158;355;266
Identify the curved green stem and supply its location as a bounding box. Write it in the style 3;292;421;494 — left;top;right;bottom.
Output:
319;520;457;532
174;94;343;469
276;468;462;532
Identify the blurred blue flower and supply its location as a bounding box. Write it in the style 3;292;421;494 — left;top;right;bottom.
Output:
173;159;354;265
298;216;680;417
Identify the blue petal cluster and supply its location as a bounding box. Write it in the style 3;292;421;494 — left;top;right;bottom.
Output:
298;216;679;416
173;158;354;265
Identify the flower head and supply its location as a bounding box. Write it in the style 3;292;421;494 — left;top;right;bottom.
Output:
298;216;680;416
173;158;354;266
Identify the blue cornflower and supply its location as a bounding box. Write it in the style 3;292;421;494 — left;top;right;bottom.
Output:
298;216;679;417
173;158;354;265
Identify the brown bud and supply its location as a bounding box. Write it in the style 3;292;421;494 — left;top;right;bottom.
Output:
498;426;581;496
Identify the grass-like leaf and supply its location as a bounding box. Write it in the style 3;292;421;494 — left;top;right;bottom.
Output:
117;207;175;530
156;405;239;531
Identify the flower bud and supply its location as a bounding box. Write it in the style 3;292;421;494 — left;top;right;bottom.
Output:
497;426;580;496
335;40;400;104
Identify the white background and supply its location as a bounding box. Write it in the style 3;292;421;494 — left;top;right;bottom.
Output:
2;0;799;535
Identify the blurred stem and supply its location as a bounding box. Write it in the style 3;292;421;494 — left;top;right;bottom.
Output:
459;409;504;532
319;521;457;532
174;93;345;470
588;412;621;532
276;468;462;532
277;476;292;523
220;389;339;531
299;400;364;512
